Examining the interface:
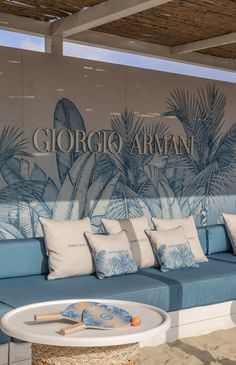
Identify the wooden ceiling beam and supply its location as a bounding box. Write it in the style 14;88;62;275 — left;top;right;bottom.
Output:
0;11;50;36
172;32;236;55
51;0;173;37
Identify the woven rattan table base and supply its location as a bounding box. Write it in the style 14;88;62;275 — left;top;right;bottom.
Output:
32;343;140;365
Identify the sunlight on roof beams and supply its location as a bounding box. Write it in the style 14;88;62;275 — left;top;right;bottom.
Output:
5;0;35;7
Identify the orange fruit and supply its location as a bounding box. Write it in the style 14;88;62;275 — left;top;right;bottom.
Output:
131;316;141;326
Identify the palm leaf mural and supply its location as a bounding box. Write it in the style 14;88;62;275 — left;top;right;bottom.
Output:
53;153;96;220
0;153;58;237
0;218;24;239
1;84;236;239
89;174;120;231
54;98;86;185
106;182;142;219
141;165;182;218
86;109;180;222
84;172;115;217
0;126;31;168
163;83;236;225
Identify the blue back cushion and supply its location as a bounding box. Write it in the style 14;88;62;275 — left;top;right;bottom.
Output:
0;238;48;279
197;227;207;255
207;224;232;255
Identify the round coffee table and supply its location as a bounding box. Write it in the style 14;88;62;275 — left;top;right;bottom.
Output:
0;299;170;365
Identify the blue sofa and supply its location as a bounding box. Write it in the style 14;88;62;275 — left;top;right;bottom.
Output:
0;223;235;347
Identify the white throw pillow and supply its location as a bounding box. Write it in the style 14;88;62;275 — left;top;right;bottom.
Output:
101;216;157;268
152;216;207;263
145;226;198;271
84;231;138;279
40;217;94;280
222;213;236;254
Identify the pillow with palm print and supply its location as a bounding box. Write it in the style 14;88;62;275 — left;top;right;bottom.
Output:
155;243;199;272
84;231;138;279
152;216;207;263
145;226;199;271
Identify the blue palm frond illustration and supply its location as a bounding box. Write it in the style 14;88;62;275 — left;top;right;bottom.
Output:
93;249;137;279
163;83;236;225
103;110;178;221
0;130;58;238
54;98;86;185
0;83;235;239
53;153;97;220
0;126;31;167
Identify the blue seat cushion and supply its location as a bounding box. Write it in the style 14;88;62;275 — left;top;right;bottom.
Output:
0;252;236;314
0;302;13;344
207;225;232;255
0;238;48;279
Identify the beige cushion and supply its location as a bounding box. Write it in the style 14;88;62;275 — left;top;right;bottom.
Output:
145;226;198;270
40;217;94;280
101;216;157;268
84;231;138;279
222;213;236;254
152;216;207;263
145;225;188;255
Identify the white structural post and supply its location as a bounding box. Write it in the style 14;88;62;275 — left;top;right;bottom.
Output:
45;36;63;55
172;32;236;55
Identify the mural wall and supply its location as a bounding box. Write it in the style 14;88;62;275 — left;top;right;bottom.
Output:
1;45;236;239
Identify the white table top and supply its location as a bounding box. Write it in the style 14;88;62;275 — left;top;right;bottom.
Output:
0;299;170;347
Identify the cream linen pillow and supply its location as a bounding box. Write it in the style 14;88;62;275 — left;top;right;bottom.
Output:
222;213;236;254
40;217;94;280
101;216;157;268
152;216;207;263
84;231;138;279
145;226;198;271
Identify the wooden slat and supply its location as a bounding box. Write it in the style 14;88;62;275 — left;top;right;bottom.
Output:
0;0;104;21
200;44;236;59
94;0;236;47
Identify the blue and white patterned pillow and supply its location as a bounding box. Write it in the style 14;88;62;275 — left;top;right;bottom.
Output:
156;243;199;272
85;231;138;279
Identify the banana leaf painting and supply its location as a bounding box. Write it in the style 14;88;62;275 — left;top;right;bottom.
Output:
0;83;236;239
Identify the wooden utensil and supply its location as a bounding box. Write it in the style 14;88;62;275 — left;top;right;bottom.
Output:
34;301;93;323
59;303;132;335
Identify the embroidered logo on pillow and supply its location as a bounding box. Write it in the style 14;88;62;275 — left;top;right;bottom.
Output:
156;243;199;272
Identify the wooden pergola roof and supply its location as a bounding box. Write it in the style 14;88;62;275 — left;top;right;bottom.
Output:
1;0;236;71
